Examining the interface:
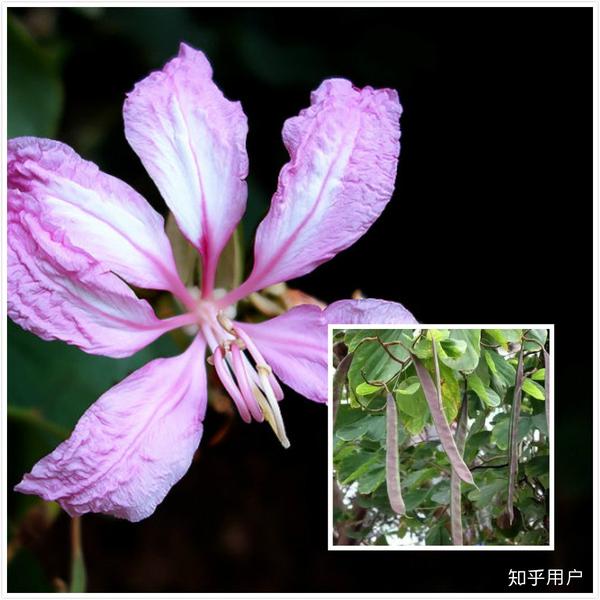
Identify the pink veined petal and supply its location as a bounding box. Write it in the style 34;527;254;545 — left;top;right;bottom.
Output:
324;298;418;324
123;43;249;297
235;304;328;404
222;78;402;305
15;336;207;522
8;200;194;358
8;138;190;303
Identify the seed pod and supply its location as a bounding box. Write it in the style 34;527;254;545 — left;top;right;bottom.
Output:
507;346;525;524
451;392;469;545
385;393;405;515
412;353;475;485
332;353;353;426
543;348;550;437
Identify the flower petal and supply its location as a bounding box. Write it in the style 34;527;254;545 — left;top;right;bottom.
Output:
15;336;207;522
123;43;249;296
235;305;328;403
324;298;418;324
8;199;192;358
226;79;401;303
8;137;188;300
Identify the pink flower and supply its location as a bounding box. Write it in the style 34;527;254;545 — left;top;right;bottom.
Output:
9;44;415;522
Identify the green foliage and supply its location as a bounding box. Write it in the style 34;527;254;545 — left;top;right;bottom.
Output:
8;15;63;137
333;328;550;546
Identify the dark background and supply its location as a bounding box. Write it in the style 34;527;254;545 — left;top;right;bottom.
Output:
6;6;592;594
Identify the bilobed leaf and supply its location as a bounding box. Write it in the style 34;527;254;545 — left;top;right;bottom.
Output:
522;378;545;400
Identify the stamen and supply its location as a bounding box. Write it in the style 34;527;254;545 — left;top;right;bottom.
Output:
230;344;263;422
213;347;251;423
256;365;290;449
234;327;284;400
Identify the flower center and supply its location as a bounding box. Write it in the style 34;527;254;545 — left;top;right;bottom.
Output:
192;295;289;448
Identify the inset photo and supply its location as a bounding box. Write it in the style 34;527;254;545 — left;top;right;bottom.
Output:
329;327;552;549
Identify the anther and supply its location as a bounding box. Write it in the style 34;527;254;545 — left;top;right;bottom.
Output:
217;311;234;333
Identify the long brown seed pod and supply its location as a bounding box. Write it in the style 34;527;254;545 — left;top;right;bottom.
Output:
412;351;475;485
332;352;353;426
385;393;405;515
543;348;550;437
451;389;469;545
507;345;525;524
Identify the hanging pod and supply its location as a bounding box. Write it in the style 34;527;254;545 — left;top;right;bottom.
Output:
507;345;525;524
412;349;475;486
450;392;469;545
385;392;406;515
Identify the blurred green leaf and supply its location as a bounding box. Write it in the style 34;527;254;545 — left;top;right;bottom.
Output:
522;378;545;400
8;16;63;137
8;319;180;432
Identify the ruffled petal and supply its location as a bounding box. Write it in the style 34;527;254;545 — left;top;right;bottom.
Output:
235;305;328;403
8;137;187;299
123;43;249;296
226;79;401;303
8;197;192;358
324;298;418;324
15;336;207;522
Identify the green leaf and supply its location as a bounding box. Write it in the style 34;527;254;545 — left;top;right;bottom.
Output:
491;415;531;451
467;373;501;408
483;349;517;395
468;477;507;509
347;330;411;396
358;465;386;494
340;451;383;485
439;338;467;358
8;16;63;137
395;377;428;432
355;382;381;396
426;329;449;341
522;378;545;400
8;320;179;433
440;363;461;422
531;369;546;381
412;337;433;359
484;329;522;349
439;329;481;371
336;413;371;441
395;381;420;395
425;520;451;545
525;329;548;346
403;488;430;512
